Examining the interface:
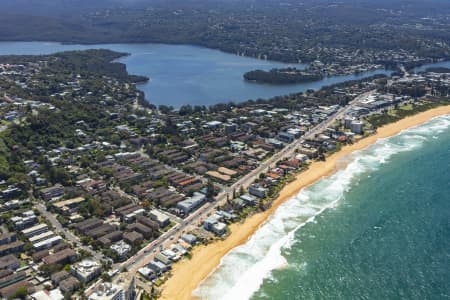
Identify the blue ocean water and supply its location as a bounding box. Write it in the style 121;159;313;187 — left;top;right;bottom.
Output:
194;115;450;300
0;42;392;107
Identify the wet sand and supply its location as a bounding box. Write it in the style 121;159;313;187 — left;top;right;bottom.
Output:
160;105;450;300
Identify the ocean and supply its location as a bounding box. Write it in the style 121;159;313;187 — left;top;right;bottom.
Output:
194;114;450;300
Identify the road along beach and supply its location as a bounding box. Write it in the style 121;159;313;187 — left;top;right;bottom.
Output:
160;105;450;300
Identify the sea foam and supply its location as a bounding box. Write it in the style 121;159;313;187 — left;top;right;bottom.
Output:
193;115;450;300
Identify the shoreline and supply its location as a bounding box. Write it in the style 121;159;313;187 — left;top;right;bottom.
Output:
160;105;450;300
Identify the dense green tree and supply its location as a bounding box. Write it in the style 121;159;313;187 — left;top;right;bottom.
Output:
9;287;28;300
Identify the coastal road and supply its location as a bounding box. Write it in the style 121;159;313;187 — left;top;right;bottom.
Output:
215;89;376;196
117;89;375;278
118;202;215;274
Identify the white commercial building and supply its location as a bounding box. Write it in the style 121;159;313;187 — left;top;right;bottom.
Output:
176;192;206;214
88;283;124;300
149;209;170;227
110;240;131;258
71;259;101;283
351;120;364;134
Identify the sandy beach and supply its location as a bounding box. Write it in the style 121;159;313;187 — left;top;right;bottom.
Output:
160;105;450;300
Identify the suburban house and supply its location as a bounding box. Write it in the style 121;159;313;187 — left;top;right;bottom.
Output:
248;184;267;199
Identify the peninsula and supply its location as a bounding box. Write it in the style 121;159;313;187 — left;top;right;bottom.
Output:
1;48;448;299
0;0;450;299
244;68;323;84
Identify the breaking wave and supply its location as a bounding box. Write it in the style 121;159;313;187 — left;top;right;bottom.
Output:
193;115;450;300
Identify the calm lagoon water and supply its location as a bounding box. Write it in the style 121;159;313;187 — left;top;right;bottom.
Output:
1;41;449;299
412;60;450;73
0;41;392;107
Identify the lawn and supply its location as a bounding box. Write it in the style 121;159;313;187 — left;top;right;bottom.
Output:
399;103;414;111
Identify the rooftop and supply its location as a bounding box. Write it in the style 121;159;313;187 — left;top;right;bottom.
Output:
21;223;48;236
88;282;124;300
72;259;101;277
52;197;85;208
110;240;131;256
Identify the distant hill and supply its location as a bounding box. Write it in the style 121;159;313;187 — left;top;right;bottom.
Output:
2;0;450;13
0;0;449;65
0;0;178;16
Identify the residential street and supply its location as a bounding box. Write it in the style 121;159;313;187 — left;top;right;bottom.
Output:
35;202;105;261
116;90;376;278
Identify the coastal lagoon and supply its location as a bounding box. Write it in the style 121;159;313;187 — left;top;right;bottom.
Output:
0;42;392;107
412;60;450;73
2;41;449;300
194;115;450;300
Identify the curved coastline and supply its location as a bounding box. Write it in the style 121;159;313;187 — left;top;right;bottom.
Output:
0;41;394;107
160;105;450;300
